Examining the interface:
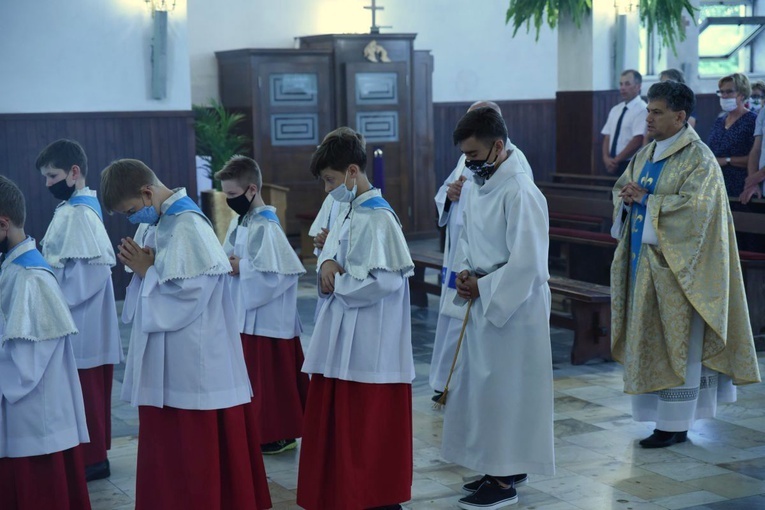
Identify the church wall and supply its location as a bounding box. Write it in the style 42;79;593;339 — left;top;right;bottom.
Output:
0;0;191;113
0;1;195;298
0;111;196;299
187;0;558;105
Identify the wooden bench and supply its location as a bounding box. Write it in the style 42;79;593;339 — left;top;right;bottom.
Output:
409;249;444;307
549;276;612;365
409;245;613;365
553;173;619;187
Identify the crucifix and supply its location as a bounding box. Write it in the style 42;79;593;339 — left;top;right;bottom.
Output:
364;0;392;34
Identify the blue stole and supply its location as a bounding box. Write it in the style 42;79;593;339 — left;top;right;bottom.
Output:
258;209;280;224
13;248;54;275
441;266;458;289
166;196;204;217
630;158;667;281
68;195;104;221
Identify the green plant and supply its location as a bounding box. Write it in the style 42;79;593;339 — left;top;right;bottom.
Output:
505;0;696;54
193;100;250;191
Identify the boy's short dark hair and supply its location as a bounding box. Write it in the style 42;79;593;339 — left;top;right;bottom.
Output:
647;81;696;119
0;175;26;227
214;156;263;191
452;107;509;147
309;127;367;178
35;139;88;177
100;159;159;213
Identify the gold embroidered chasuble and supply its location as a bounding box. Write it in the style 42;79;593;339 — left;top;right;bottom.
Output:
611;126;760;394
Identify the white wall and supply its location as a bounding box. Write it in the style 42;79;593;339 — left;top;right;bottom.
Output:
188;0;558;104
0;0;191;113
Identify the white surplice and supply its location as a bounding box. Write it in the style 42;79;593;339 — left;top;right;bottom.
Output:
0;238;89;457
223;206;305;338
42;187;123;369
441;149;555;477
120;190;252;410
302;190;415;384
430;143;534;391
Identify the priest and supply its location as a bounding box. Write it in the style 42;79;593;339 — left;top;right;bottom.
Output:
611;80;761;448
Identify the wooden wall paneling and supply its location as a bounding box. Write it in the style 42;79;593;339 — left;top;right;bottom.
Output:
433;100;556;185
411;50;436;236
0;111;196;299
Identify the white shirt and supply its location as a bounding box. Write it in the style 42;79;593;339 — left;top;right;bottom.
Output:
601;95;648;157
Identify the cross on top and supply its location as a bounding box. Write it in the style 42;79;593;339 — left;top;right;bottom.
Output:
364;0;392;34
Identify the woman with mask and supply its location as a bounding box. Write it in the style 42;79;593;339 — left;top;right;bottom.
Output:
707;73;757;197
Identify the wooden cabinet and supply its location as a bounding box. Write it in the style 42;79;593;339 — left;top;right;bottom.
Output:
216;33;434;237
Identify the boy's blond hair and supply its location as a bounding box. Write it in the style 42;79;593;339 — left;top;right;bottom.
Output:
214;156;263;191
100;159;160;213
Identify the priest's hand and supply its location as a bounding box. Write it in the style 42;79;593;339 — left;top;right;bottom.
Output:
447;176;467;202
118;237;155;278
456;270;479;300
320;259;345;294
229;255;240;276
314;228;329;250
740;184;762;205
619;182;648;206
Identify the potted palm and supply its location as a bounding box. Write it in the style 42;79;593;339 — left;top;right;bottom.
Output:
193;100;250;242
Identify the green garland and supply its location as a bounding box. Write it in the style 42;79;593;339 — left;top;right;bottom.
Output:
505;0;696;53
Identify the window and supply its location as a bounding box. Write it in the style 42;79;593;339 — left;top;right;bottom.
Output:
698;1;761;76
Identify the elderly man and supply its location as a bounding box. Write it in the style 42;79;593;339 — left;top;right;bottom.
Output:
611;81;760;448
602;70;648;174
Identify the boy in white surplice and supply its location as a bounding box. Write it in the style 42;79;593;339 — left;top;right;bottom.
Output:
441;108;555;510
35;139;123;481
0;175;92;510
297;127;415;510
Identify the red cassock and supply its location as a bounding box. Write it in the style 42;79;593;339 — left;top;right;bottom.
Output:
0;446;92;510
241;334;310;443
77;364;113;466
135;403;272;510
297;374;413;510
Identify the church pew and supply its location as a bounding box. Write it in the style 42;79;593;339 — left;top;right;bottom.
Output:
553;173;619;187
408;247;613;365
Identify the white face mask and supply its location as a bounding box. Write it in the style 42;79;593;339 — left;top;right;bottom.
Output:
329;171;357;203
750;98;763;113
720;97;738;112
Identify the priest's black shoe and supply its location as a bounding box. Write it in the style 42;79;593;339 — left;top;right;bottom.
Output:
639;429;687;448
85;459;110;482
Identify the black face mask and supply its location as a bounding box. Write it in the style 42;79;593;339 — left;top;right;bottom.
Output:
464;143;500;180
48;177;76;201
226;192;254;217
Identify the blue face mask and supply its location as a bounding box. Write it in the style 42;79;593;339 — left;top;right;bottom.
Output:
329;172;357;203
128;205;159;225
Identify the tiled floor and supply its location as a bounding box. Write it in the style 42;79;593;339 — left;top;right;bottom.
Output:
95;261;765;510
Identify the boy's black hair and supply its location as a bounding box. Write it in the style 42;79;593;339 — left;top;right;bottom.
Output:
452;107;508;148
309;127;367;178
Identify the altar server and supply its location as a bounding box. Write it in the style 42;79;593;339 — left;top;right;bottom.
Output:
297;127;415;510
36;139;123;480
100;159;271;510
441;108;555;510
218;155;309;455
0;175;91;510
